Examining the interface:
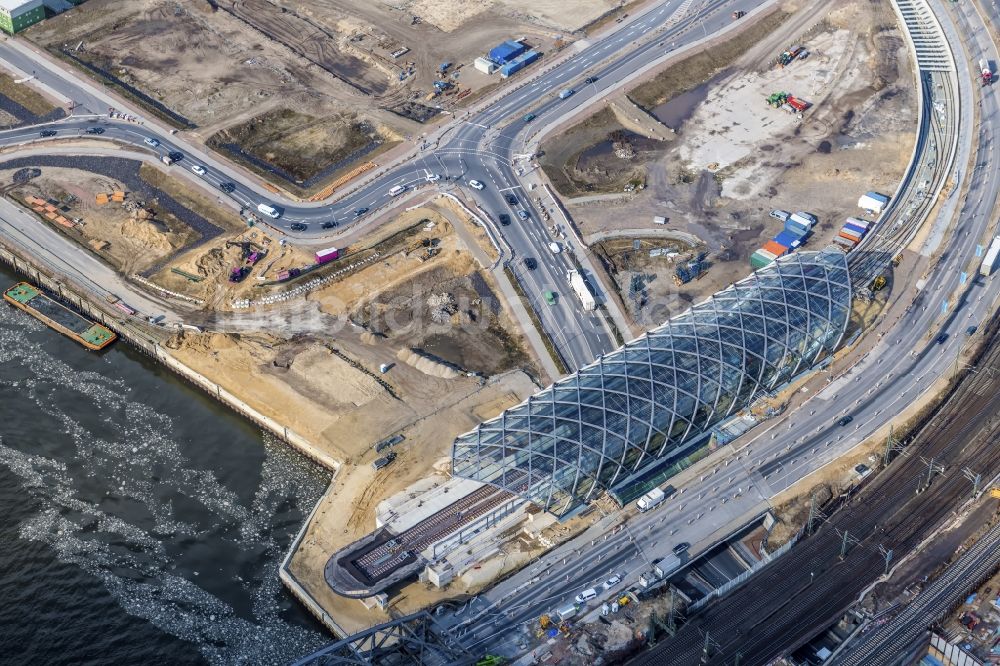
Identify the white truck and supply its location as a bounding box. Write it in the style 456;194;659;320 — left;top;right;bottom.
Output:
636;487;666;512
567;270;597;311
981;236;1000;276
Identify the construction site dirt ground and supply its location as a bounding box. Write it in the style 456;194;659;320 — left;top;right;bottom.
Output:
163;200;538;460
543;0;916;327
25;0;607;195
2;165;214;275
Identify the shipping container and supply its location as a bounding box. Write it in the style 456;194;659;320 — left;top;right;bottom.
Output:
791;211;816;226
763;240;789;257
784;220;810;237
500;50;540;78
839;227;862;240
316;247;340;264
981;236;1000;276
846;217;870;230
844;222;867;236
838;231;860;244
751;251;775;270
775;230;802;249
832;237;856;252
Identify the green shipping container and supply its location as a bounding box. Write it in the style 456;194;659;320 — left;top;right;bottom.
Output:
750;251;775;270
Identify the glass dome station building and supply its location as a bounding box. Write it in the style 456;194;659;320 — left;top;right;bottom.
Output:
452;249;852;518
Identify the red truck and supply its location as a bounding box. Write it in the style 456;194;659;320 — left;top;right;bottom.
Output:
787;96;810;112
980;59;993;86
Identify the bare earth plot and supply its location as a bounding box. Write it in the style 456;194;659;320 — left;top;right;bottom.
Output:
545;0;915;327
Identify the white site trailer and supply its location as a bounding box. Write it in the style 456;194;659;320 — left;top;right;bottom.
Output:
567;270;597;311
858;191;889;214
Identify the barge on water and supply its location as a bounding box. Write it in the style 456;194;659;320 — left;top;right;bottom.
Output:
3;282;116;350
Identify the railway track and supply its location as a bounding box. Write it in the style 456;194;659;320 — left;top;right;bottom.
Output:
835;520;1000;665
629;319;1000;665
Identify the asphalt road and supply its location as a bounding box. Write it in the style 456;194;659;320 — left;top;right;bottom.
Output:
0;0;770;370
429;0;1000;658
0;0;996;662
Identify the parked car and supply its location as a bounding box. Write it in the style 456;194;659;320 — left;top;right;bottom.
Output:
85;126;105;135
289;222;308;231
769;209;790;222
372;451;397;471
574;588;598;604
498;213;511;226
672;542;690;556
468;179;485;190
39;129;57;137
517;210;529;220
191;165;207;175
144;137;160;147
505;193;518;206
523;257;537;270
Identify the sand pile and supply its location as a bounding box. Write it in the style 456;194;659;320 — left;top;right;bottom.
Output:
397;348;462;379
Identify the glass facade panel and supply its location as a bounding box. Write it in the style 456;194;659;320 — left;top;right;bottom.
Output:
452;249;851;517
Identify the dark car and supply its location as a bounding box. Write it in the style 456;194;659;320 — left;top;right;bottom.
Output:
585;76;598;84
39;129;57;137
936;333;949;344
672;542;690;556
498;213;511;226
523;257;537;270
289;222;308;231
219;182;236;193
85;127;105;135
354;207;369;217
966;325;978;335
321;221;337;229
167;151;183;162
505;193;518;206
372;451;397;471
838;415;854;427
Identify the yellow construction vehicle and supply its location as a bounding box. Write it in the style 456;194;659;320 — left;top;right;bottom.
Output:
990;486;1000;499
870;275;887;292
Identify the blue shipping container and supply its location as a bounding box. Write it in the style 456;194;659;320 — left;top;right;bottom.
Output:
844;222;867;236
775;230;802;248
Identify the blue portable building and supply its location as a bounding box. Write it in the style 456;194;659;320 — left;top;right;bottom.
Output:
500;51;540;78
489;40;527;65
784;219;810;237
775;230;802;249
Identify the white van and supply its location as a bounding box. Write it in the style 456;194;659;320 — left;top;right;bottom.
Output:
549;242;562;254
389;184;407;196
574;588;598;604
257;203;281;219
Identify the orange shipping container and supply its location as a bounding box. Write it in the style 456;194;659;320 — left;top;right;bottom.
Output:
837;232;859;245
762;240;788;257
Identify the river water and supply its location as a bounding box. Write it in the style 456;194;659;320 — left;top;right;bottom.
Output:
0;265;331;665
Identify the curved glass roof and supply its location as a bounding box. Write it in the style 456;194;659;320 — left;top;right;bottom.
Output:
452;249;852;517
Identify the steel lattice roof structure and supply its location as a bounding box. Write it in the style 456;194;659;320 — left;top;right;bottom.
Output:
452;249;852;517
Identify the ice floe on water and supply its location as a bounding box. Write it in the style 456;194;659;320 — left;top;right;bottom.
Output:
0;305;333;664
